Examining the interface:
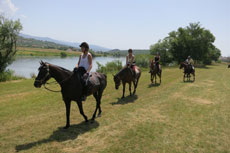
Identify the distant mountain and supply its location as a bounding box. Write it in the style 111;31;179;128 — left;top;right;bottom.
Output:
19;33;111;52
17;36;75;50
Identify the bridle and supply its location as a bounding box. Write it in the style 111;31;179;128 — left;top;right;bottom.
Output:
35;64;72;92
35;64;50;85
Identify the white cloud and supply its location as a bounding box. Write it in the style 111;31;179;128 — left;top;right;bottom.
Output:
0;0;18;17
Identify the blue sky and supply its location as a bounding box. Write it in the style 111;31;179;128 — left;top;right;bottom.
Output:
0;0;229;56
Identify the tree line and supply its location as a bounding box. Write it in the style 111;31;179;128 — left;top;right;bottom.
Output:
150;22;221;65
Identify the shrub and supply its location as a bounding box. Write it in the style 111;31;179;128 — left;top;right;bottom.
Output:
60;52;67;58
135;54;154;68
0;70;24;82
96;60;122;73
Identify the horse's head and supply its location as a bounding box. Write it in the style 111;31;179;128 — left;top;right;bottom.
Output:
179;62;185;69
34;61;51;88
113;74;121;90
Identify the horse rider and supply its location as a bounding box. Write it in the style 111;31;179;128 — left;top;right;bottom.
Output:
126;49;136;79
185;56;194;71
155;52;160;73
75;42;93;101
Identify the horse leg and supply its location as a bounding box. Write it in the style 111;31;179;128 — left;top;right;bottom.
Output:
193;72;195;82
97;91;103;117
159;72;161;84
151;73;153;84
77;101;88;122
64;99;71;129
91;91;102;120
122;82;126;99
183;73;185;82
129;83;132;96
91;92;99;121
133;77;139;95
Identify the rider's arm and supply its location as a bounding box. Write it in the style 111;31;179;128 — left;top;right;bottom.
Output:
76;55;81;68
87;53;93;73
126;55;129;66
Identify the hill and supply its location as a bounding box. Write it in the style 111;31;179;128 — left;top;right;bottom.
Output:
19;33;111;52
17;36;77;51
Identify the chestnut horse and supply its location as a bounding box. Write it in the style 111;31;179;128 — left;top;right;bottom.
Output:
34;61;107;128
149;59;162;84
113;66;141;99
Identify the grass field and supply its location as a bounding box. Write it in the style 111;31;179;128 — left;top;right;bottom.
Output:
16;47;81;56
0;64;230;153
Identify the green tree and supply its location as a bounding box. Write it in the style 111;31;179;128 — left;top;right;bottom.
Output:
168;22;219;64
0;15;22;73
150;38;173;65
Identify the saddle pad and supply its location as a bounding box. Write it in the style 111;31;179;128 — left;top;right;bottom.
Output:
88;73;100;86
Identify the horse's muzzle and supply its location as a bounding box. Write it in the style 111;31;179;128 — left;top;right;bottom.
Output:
34;81;42;88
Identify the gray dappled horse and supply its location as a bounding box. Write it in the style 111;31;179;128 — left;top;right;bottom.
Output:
150;59;162;84
34;61;107;129
113;66;141;99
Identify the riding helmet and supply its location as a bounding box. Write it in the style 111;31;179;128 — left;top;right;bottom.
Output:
79;42;89;49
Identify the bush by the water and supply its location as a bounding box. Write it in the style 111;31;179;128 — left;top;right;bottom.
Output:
135;54;154;68
96;60;122;73
0;70;24;82
60;52;67;58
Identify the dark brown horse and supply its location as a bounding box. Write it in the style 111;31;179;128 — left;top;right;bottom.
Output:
228;64;230;68
113;66;141;99
34;61;107;129
149;59;162;84
180;62;195;82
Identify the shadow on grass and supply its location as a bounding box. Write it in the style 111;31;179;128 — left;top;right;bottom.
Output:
148;83;161;88
15;121;99;152
182;80;195;83
110;95;138;105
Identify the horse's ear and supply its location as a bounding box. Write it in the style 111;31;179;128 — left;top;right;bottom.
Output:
40;60;44;65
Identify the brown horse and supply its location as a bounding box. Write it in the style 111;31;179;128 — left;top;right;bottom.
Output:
149;59;162;84
180;62;195;82
113;66;141;99
34;61;107;129
228;64;230;68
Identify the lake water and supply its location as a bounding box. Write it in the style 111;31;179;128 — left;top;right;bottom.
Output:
7;56;126;78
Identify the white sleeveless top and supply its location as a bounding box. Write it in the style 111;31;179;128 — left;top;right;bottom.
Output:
79;53;90;71
127;54;134;64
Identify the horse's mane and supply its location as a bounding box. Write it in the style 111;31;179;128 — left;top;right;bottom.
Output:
46;62;72;74
115;67;129;77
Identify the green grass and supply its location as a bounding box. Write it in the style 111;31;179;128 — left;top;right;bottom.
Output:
0;64;230;153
